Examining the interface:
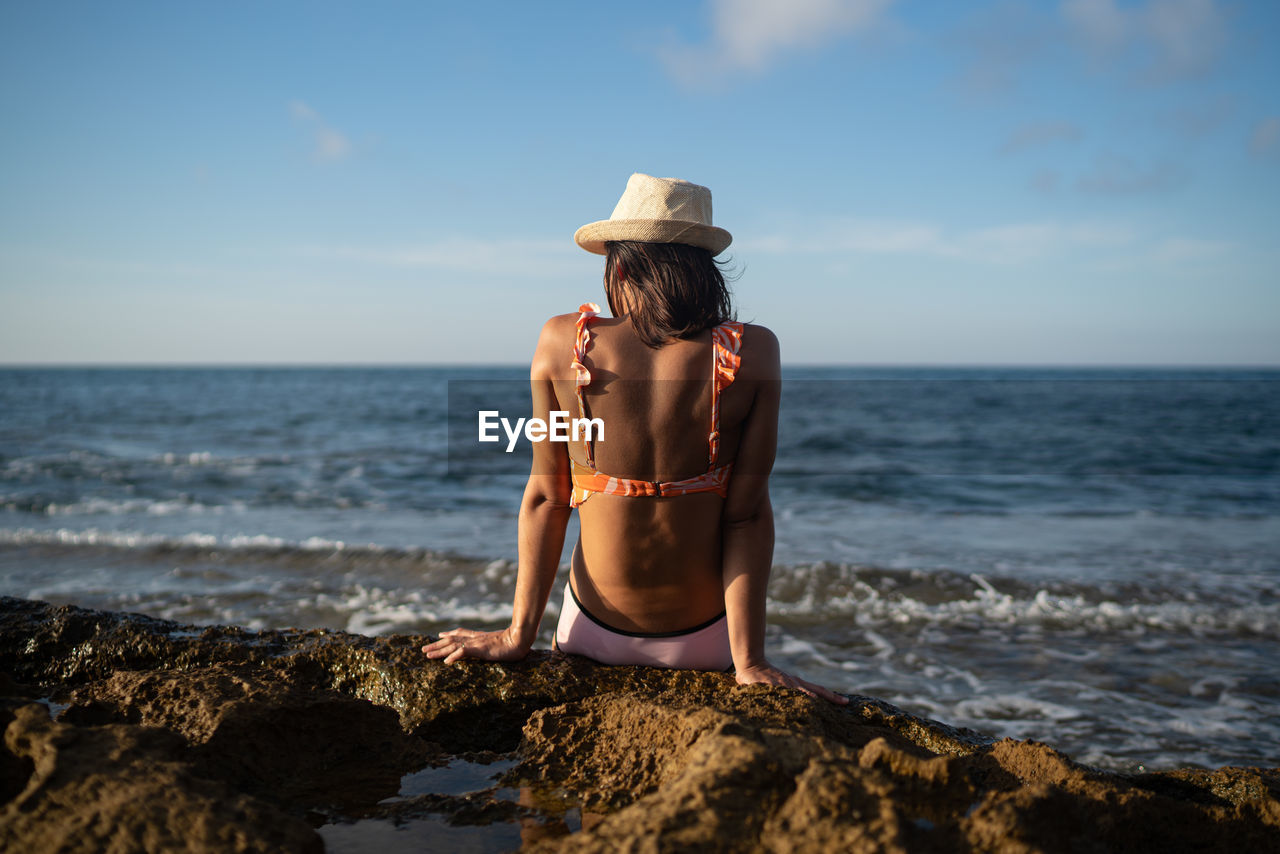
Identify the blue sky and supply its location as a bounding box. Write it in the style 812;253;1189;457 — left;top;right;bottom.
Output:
1;0;1277;365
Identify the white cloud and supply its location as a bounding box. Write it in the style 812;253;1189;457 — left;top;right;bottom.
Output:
1250;117;1280;157
953;3;1056;96
1143;0;1226;76
1165;95;1234;137
1030;169;1061;194
298;238;584;277
289;100;352;163
659;0;896;84
314;128;351;161
289;100;318;121
1061;0;1228;80
1001;121;1084;153
744;217;1133;264
1061;0;1128;51
1150;237;1230;263
746;216;1242;278
0;246;227;280
954;221;1134;262
746;220;938;255
1076;153;1188;194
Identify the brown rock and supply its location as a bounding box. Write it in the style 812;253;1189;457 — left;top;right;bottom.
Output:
64;666;435;810
0;703;321;853
2;595;1278;853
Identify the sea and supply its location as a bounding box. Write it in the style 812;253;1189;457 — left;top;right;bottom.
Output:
2;366;1277;774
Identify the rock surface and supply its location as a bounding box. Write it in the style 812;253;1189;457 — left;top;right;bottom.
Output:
1;595;1277;852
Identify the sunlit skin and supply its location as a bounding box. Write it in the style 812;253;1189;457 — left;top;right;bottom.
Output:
424;272;846;704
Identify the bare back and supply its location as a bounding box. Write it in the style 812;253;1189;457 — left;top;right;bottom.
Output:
534;312;778;634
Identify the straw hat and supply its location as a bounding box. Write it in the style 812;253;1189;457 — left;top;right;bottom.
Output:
574;173;732;256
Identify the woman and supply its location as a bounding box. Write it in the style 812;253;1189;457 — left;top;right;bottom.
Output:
424;173;845;704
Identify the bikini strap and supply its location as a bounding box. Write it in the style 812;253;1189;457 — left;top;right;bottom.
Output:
571;303;601;466
708;321;744;468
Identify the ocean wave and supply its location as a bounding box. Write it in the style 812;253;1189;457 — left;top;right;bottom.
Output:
5;528;1276;640
333;586;520;636
0;447;419;515
0;526;505;583
0;527;327;552
2;496;248;516
768;564;1280;638
770;628;1280;773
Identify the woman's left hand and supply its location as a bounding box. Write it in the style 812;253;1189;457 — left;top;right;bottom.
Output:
734;660;849;705
422;626;531;664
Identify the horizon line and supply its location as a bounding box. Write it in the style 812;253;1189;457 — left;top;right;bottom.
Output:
3;361;1279;371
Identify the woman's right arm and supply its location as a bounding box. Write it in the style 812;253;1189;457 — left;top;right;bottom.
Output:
423;316;572;663
721;326;847;704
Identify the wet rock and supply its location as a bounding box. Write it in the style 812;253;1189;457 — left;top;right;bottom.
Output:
513;700;1280;853
2;595;1279;853
64;666;436;810
0;703;321;853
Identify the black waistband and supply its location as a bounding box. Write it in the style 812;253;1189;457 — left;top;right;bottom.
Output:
568;581;727;639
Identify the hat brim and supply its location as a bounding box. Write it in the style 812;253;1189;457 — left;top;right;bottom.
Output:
574;219;732;256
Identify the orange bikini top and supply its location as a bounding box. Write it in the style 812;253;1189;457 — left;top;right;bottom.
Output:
569;302;744;508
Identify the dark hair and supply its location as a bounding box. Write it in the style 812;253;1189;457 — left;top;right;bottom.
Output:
603;241;735;348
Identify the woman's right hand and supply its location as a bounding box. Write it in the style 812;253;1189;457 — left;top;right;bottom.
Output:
734;660;849;705
422;626;531;664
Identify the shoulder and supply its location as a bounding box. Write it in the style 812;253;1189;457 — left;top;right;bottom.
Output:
538;312;581;341
739;322;778;354
738;322;780;379
531;313;581;380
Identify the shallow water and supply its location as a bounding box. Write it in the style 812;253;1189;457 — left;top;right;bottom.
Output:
317;755;533;854
2;366;1277;772
318;815;524;854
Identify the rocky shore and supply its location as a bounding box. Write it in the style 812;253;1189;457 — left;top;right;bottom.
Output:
1;596;1277;852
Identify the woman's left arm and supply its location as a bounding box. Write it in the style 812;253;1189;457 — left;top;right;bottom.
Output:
423;317;573;663
720;326;847;704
